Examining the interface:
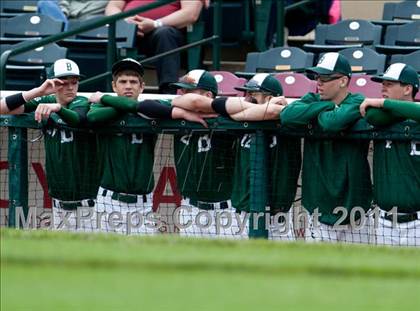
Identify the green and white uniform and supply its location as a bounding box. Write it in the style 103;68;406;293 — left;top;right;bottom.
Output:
174;131;238;238
24;95;100;231
281;92;372;243
88;96;158;235
365;99;420;246
231;133;301;239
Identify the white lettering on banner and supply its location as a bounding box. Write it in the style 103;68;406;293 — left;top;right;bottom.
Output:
198;134;211;153
385;140;393;149
240;134;252;149
131;133;143;144
410;141;420;156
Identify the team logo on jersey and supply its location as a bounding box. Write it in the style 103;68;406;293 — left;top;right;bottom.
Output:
198;135;211;153
410;141;420;156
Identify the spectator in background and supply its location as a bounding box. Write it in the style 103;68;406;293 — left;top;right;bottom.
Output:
105;0;204;94
38;0;108;30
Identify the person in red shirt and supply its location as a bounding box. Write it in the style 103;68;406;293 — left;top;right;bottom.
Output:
105;0;204;94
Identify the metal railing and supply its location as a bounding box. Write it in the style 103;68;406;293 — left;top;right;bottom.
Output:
0;0;221;90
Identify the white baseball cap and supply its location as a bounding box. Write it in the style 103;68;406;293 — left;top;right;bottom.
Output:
48;59;83;79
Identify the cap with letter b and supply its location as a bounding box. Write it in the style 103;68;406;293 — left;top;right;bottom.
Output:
306;52;352;77
371;63;419;90
48;58;83;79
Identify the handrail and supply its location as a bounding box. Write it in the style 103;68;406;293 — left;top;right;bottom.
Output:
0;0;176;89
276;0;313;46
80;36;218;87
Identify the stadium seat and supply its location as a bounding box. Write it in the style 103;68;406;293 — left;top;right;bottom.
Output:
375;21;420;55
390;50;420;73
274;72;317;98
0;0;37;18
337;47;386;74
382;0;420;21
59;17;137;91
210;71;247;96
1;13;64;45
236;47;314;78
1;41;67;90
348;74;382;97
303;19;382;54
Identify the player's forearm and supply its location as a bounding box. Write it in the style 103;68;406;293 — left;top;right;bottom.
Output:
100;95;138;113
318;104;361;132
56;107;81;126
1;93;26;114
87;106;121;124
281;101;335;127
364;107;404;126
383;99;420;123
230;103;283;121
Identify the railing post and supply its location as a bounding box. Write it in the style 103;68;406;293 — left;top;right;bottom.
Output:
249;130;268;238
106;21;117;92
276;0;285;46
8;127;28;228
212;0;221;70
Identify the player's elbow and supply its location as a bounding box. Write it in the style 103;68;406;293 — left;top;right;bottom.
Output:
265;105;282;120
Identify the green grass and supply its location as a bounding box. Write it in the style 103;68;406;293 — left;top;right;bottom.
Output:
2;228;420;311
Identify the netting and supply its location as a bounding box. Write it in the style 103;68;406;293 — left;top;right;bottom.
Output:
1;115;419;246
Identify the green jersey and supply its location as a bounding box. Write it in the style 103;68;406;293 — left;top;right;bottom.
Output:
231;134;301;214
88;102;156;195
24;95;100;202
281;92;372;225
173;131;235;202
365;99;420;212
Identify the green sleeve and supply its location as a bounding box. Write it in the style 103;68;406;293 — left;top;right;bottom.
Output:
100;95;138;113
364;107;405;126
56;107;82;126
280;93;335;127
23;95;56;113
87;102;122;124
318;93;365;132
383;99;420;123
318;103;362;132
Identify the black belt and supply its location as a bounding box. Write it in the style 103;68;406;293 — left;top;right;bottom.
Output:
54;199;95;211
188;198;229;210
384;212;419;223
102;189;147;204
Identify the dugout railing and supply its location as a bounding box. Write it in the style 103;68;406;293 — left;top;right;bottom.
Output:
1;106;419;239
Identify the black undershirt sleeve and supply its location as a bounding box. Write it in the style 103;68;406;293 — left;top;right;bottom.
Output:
136;100;174;119
211;97;232;119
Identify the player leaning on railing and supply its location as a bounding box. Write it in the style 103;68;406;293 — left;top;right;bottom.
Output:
87;58;211;235
360;63;420;246
279;53;373;243
0;59;100;231
231;73;301;240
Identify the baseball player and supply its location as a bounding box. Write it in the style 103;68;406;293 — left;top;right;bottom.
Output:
87;59;211;235
280;52;372;243
1;58;100;231
360;63;420;246
170;70;243;238
232;73;301;240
